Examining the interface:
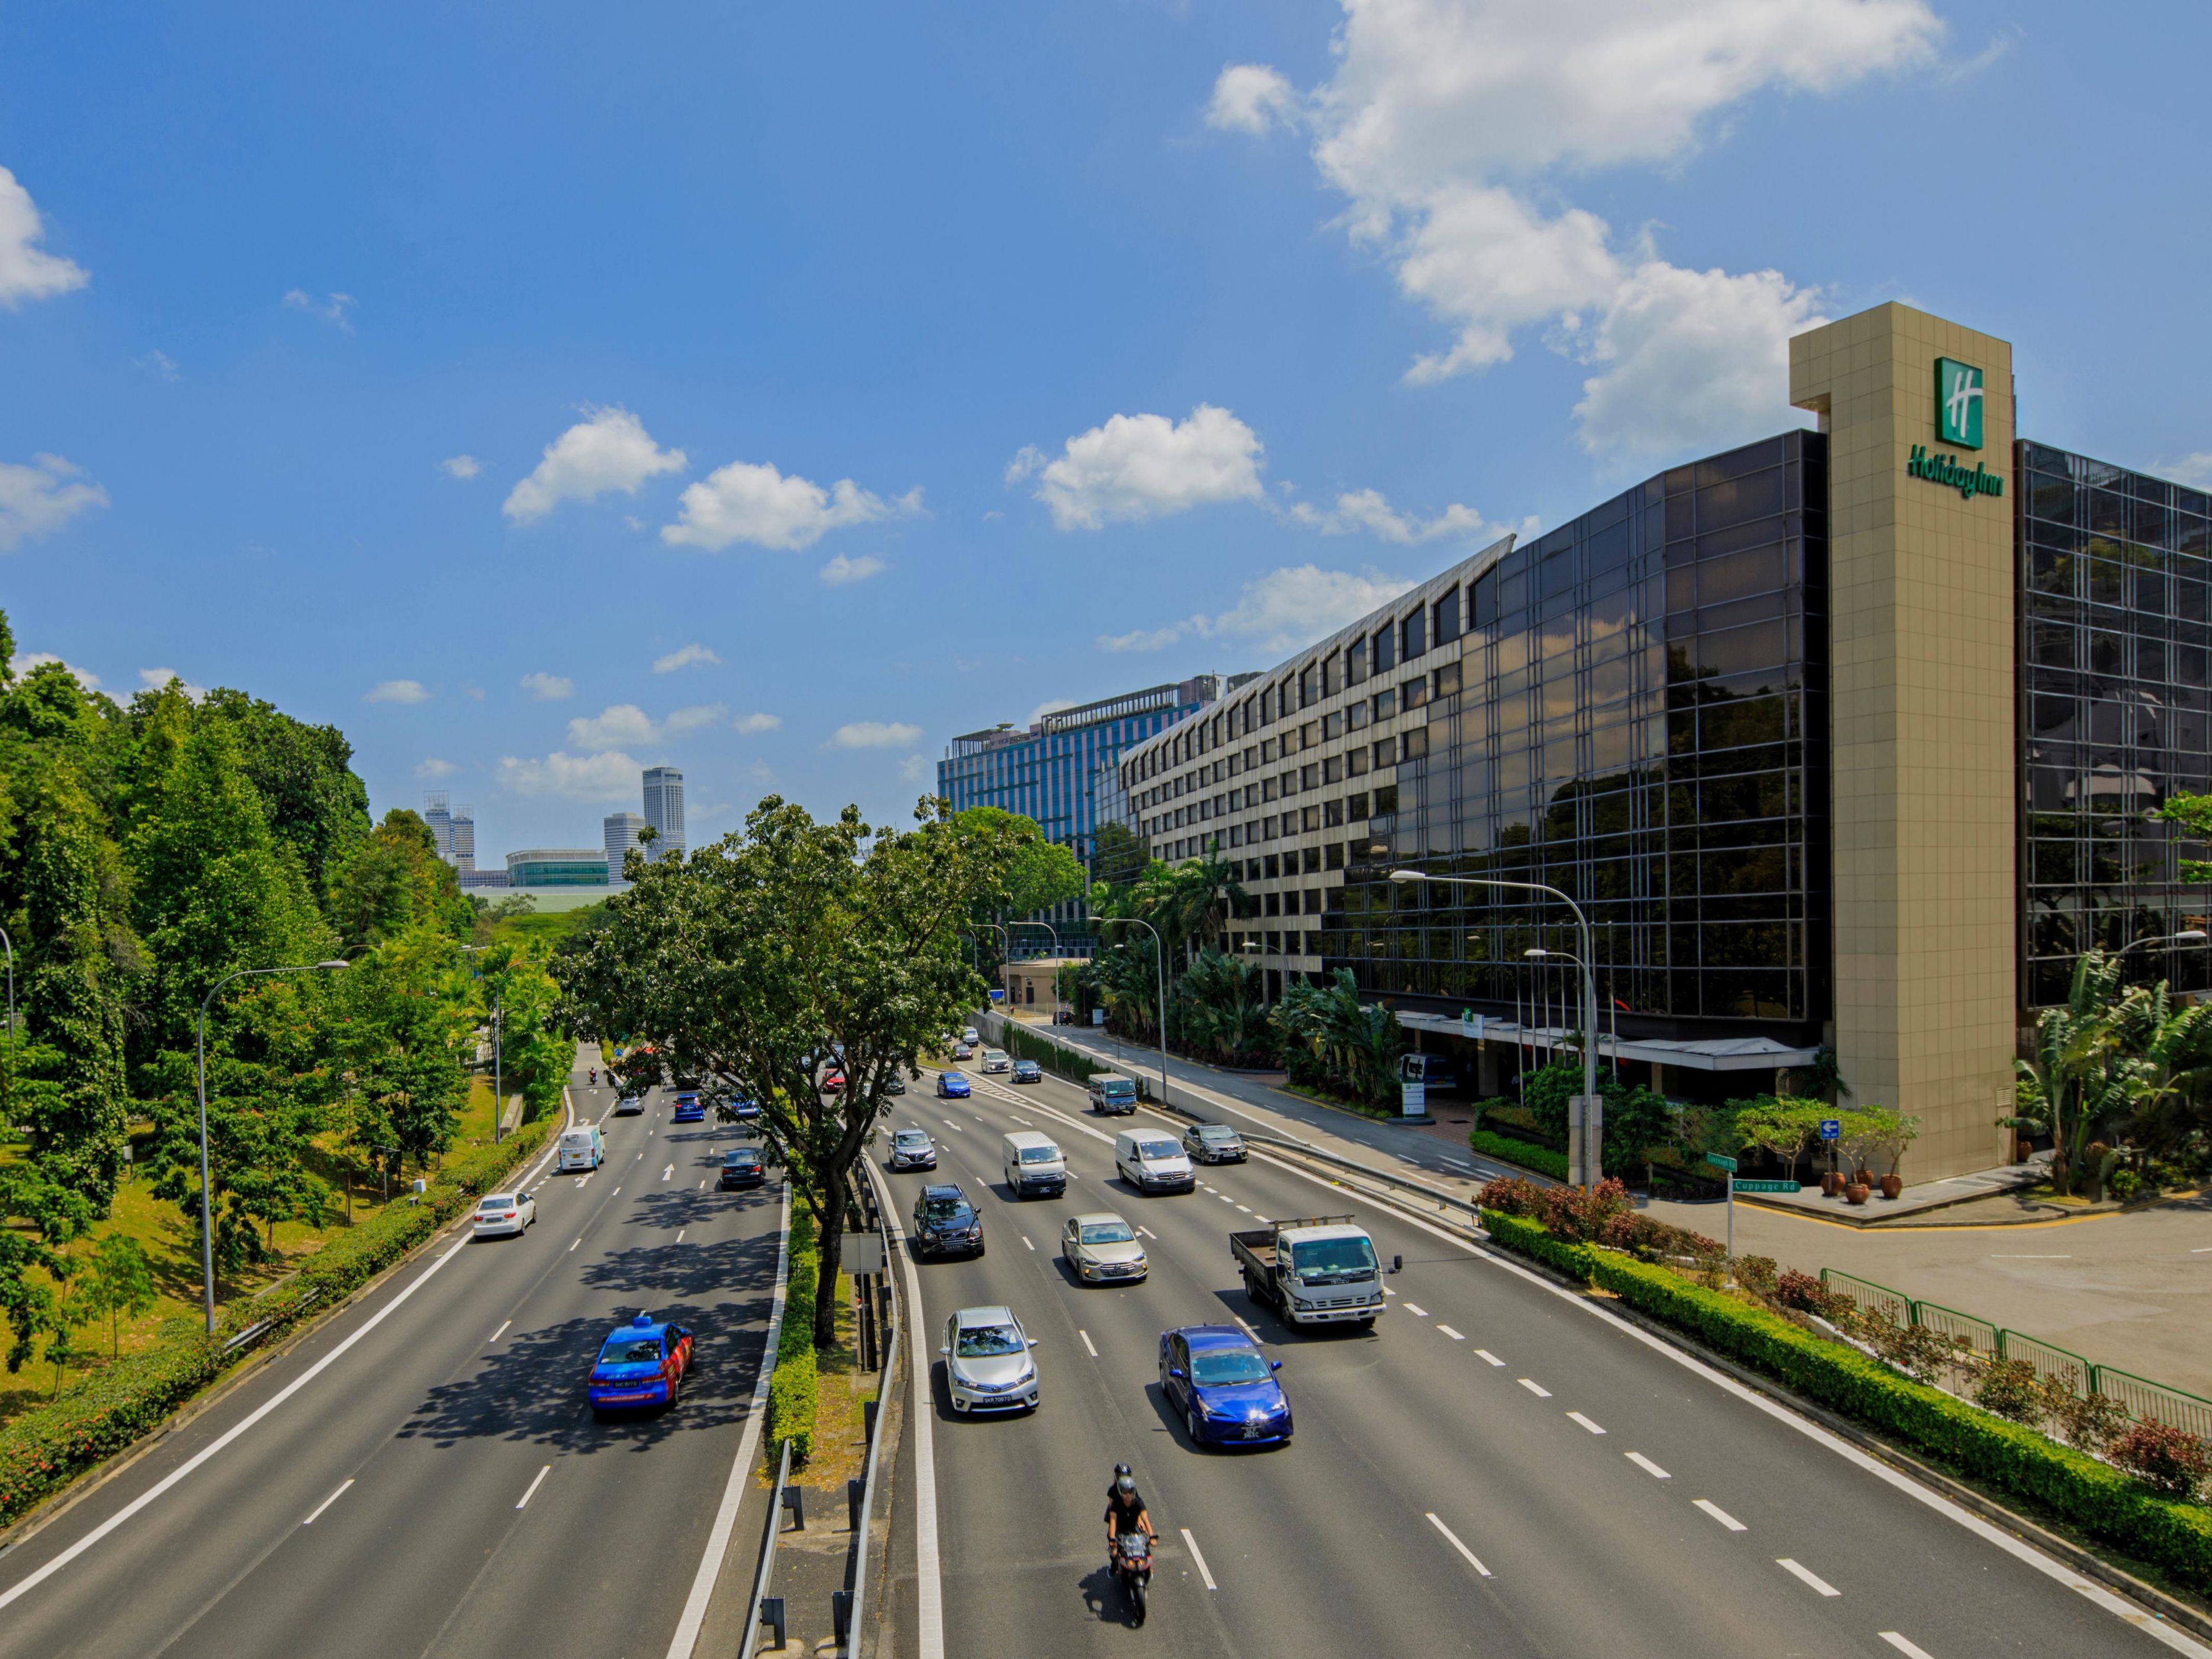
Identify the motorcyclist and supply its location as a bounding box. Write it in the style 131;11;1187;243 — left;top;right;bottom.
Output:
1104;1463;1155;1567
589;1066;598;1087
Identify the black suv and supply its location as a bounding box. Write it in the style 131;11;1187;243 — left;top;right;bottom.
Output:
912;1185;985;1259
719;1147;765;1190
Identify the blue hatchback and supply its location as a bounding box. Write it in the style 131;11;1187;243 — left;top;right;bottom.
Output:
936;1071;971;1099
671;1093;706;1124
1159;1326;1291;1448
588;1313;695;1412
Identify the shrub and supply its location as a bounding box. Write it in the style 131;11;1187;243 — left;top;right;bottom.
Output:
1538;1178;1632;1243
1476;1176;1547;1218
1973;1358;2045;1425
765;1204;819;1464
2111;1422;2212;1501
1469;1130;1568;1181
1596;1210;1723;1265
1735;1255;1780;1298
1774;1269;1837;1317
2042;1381;2131;1454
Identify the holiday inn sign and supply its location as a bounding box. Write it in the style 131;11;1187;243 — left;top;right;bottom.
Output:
1906;354;2004;500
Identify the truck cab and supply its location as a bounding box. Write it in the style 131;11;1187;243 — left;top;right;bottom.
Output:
1230;1216;1385;1329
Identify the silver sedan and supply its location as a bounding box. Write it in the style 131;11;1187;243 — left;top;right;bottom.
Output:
941;1306;1039;1413
1060;1212;1148;1285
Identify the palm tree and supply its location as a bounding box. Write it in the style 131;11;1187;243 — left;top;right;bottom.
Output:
2002;949;2138;1196
1177;948;1266;1061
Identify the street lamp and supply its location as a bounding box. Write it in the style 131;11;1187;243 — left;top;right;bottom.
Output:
196;959;350;1332
460;946;505;1146
1525;947;1618;1080
1105;915;1171;1112
1393;868;1603;1186
2120;929;2208;955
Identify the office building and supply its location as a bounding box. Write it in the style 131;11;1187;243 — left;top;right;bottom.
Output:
504;848;611;888
421;791;475;873
604;811;646;885
1109;300;2212;1181
643;766;686;862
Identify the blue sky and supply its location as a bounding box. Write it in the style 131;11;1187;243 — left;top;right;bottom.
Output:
4;1;2208;860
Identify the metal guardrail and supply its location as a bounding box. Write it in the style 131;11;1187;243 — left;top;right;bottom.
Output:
739;1439;794;1659
843;1160;903;1657
220;1286;322;1355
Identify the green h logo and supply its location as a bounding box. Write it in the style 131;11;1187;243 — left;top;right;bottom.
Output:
1936;357;1984;450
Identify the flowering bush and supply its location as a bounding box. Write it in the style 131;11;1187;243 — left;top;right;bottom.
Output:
2110;1422;2212;1501
1475;1176;1547;1218
1973;1358;2044;1424
1774;1269;1839;1317
1539;1178;1632;1243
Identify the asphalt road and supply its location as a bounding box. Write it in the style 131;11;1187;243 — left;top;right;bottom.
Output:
0;1078;781;1659
878;1061;2205;1659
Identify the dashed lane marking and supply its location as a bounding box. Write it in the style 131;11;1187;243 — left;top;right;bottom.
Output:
676;1230;686;1244
301;1479;353;1525
1777;1558;1839;1597
1425;1512;1492;1577
1879;1635;1937;1659
1022;1237;1035;1251
1403;1303;1429;1317
1474;1349;1504;1367
1237;1205;1252;1214
1517;1378;1551;1399
569;1238;581;1253
1568;1412;1606;1435
1436;1325;1465;1341
612;1187;620;1197
1079;1330;1098;1358
1233;1316;1262;1340
1625;1452;1670;1479
1696;1499;1746;1532
1181;1527;1217;1591
1138;1227;1157;1240
515;1464;551;1510
489;1320;512;1344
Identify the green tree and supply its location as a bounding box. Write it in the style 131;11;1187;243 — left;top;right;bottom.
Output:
557;796;1024;1347
1175;947;1267;1061
1270;969;1406;1107
80;1233;156;1357
2002;949;2138;1196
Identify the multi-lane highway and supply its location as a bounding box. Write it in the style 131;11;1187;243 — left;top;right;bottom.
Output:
875;1056;2204;1658
0;1072;781;1659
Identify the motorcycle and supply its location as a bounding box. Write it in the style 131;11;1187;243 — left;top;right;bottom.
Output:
1113;1531;1153;1624
588;1067;598;1087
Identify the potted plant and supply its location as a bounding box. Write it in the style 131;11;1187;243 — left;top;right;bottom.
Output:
1844;1179;1870;1204
1855;1107;1918;1200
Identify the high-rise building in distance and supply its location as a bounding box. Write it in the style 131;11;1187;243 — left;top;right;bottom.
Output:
448;804;474;873
604;811;645;885
642;766;685;861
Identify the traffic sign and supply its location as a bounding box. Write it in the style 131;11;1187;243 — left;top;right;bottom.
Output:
1734;1180;1800;1193
1818;1118;1841;1141
1704;1152;1738;1172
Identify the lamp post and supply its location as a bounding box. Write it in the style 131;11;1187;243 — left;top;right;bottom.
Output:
1525;947;1617;1081
1394;868;1601;1187
1107;916;1171;1112
196;959;351;1332
2119;928;2207;957
1008;921;1061;1025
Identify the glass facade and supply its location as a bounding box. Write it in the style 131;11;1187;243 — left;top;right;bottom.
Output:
2017;441;2212;1007
505;851;611;888
1335;430;1830;1040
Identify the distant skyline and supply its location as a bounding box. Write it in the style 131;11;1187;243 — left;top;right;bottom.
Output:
4;2;2209;854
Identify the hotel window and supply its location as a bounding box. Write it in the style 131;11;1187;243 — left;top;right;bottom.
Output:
1261;738;1277;763
1347;791;1370;819
1401;608;1426;660
1322;755;1343;784
1400;728;1428;761
1433;660;1461;698
1347;638;1369;685
1434;586;1461;644
1373;738;1396;770
1302;805;1320;832
1324;798;1344;827
1347;747;1369;776
1374;625;1396;675
1322;651;1341;697
1323;710;1344;740
1348;701;1370;731
1401;676;1428;711
1302;763;1319;790
1300;664;1318;707
1373;688;1397;721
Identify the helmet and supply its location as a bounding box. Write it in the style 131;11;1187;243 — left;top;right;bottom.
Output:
1114;1463;1135;1494
1114;1462;1131;1477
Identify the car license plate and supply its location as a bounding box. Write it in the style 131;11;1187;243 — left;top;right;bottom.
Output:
1241;1423;1265;1439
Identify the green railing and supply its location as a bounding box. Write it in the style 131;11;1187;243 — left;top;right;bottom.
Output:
1819;1269;2211;1433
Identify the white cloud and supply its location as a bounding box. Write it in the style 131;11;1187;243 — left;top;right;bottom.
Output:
662;457;920;552
1285;486;1528;545
503;407;686;524
441;455;481;480
496;750;642;801
283;289;356;332
0;168;88;307
10;652;100;689
414;757;458;780
138;666;206;700
366;679;431;705
519;671;573;701
734;712;781;734
566;702;725;748
820;553;886;585
1207;63;1303;134
465;685;487;701
1027;698;1078;727
0;453;108;551
2163;453;2212;489
1012;405;1265;530
1216;0;1938;453
133;349;180;382
653;643;719;672
899;755;928;784
829;721;924;749
1098;564;1416;656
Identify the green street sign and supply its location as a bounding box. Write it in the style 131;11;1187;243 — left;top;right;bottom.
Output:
1705;1152;1738;1172
1734;1180;1800;1193
1936;356;1984;449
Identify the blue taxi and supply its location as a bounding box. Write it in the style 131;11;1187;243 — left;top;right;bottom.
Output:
588;1313;695;1412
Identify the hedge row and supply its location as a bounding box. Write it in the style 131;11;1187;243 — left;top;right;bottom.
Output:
1470;1129;1568;1181
990;1018;1103;1086
1480;1209;2212;1594
0;1118;556;1529
764;1203;818;1465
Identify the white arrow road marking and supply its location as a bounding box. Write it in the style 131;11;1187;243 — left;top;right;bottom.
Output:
1425;1512;1491;1577
1695;1499;1746;1531
1181;1528;1217;1590
662;1164;674;1181
1777;1558;1839;1597
516;1464;551;1510
1625;1452;1670;1479
1517;1378;1551;1398
301;1479;353;1525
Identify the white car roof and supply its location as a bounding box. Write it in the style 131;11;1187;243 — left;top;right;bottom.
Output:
1070;1211;1129;1228
953;1304;1016;1328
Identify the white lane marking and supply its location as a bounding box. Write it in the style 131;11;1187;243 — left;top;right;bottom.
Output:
2193;1246;2212;1254
1138;1227;1157;1240
1777;1558;1839;1597
1991;1253;2069;1259
0;1216;488;1614
1425;1512;1492;1577
1403;1303;1430;1317
1079;1329;1098;1358
1568;1411;1607;1435
1695;1499;1746;1532
1252;1214;1269;1223
301;1479;353;1525
698;1179;705;1190
1217;1194;1235;1205
1181;1527;1217;1591
676;1230;685;1244
1436;1324;1465;1341
1517;1378;1551;1398
1625;1452;1671;1479
1474;1349;1504;1366
1237;1205;1252;1214
569;1237;581;1252
941;1119;961;1131
575;1176;589;1188
1232;1316;1262;1340
1011;1115;1031;1125
1201;1183;1215;1192
879;1175;945;1659
612;1187;620;1197
515;1464;551;1510
1437;1155;1474;1171
637;1152;644;1161
662;1164;674;1181
489;1320;512;1343
1022;1236;1035;1251
1880;1635;1938;1659
666;1182;791;1659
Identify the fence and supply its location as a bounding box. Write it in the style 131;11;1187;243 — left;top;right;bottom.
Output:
1818;1269;2210;1434
843;1159;904;1657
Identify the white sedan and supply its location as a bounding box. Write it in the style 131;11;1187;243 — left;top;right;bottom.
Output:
472;1191;536;1239
1061;1212;1148;1284
940;1306;1039;1413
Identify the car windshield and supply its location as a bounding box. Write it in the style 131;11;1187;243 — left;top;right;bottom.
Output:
1137;1141;1180;1160
1290;1237;1378;1279
895;1132;927;1147
1191;1347;1272;1385
1079;1222;1135;1244
598;1335;662;1365
1019;1146;1056;1164
921;1198;970;1222
723;1151;756;1165
1198;1127;1238;1141
1100;1081;1135;1097
955;1324;1024;1358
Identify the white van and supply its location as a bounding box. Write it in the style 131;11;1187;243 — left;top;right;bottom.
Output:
1088;1073;1139;1115
1114;1128;1194;1195
1000;1130;1067;1199
557;1124;605;1172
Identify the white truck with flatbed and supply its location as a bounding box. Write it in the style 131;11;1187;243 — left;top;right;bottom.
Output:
1229;1215;1385;1328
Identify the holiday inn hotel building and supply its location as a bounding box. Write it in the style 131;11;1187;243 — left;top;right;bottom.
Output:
1108;302;2212;1181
